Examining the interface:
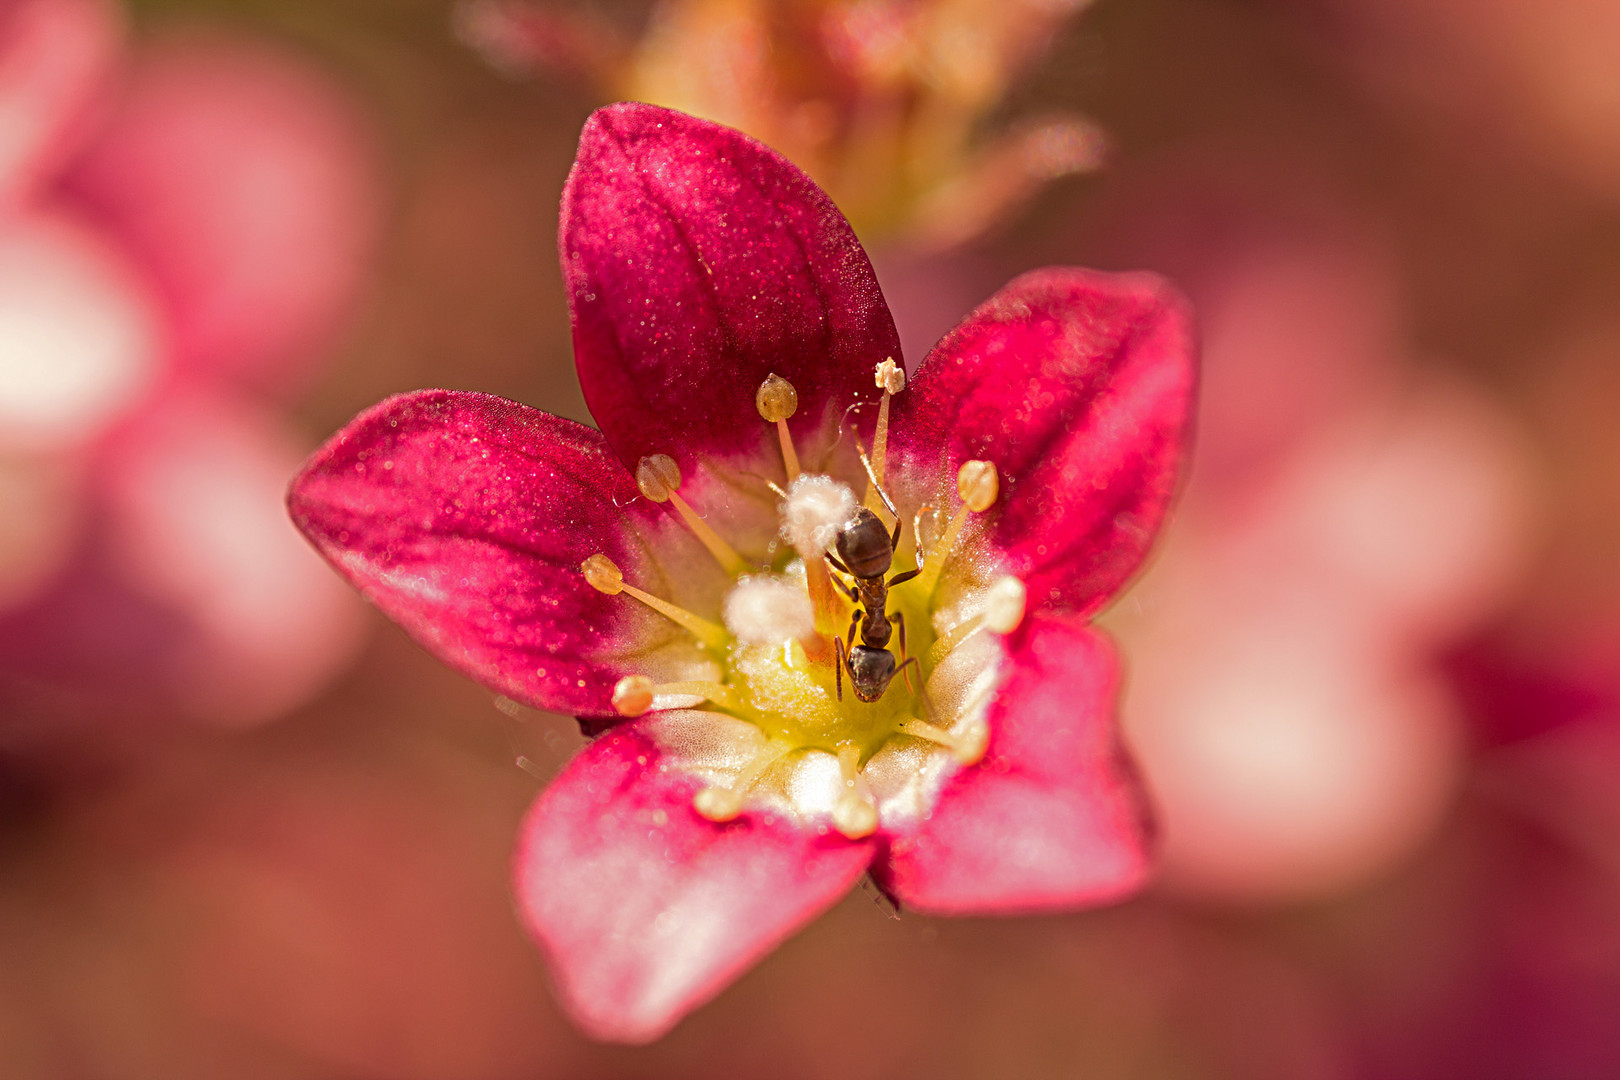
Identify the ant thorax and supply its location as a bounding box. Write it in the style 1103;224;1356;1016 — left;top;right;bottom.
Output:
584;366;1026;841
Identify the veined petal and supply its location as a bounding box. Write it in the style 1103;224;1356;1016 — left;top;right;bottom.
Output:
874;614;1153;915
891;268;1196;616
513;720;874;1043
287;390;722;719
561;102;900;471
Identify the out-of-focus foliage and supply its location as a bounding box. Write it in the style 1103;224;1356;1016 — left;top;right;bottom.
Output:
457;0;1108;245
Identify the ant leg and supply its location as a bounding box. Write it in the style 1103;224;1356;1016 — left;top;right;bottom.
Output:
825;566;860;603
834;636;847;701
896;655;924;700
891;610;908;662
826;552;854;578
887;567;920;588
847;607;862;646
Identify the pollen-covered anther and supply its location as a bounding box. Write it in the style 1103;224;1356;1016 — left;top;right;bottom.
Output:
724;573;816;645
580;553;623;594
634;454;746;575
756;373;802;481
611;674;656;716
874;357;905;395
780;474;857;558
902;718;991;766
830;744;878;839
611;674;739;716
865;357;905;510
957;458;999;512
929;575;1026;663
916;458;1001;596
982;575;1026;634
832;793;878;839
581;553;728;650
691;741;789;823
693;785;745;823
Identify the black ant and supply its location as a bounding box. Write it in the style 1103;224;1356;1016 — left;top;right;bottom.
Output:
825;467;922;704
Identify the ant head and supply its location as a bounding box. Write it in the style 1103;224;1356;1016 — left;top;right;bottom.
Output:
835;507;893;579
847;644;896;702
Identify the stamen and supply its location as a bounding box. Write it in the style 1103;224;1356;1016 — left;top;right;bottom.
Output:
756;373;801;481
581;554;728;650
693;742;789;822
635;454;747;576
901;718;990;765
832;744;878;839
864;358;905;518
927;575;1027;664
611;674;740;716
913;459;999;597
778;475;858;633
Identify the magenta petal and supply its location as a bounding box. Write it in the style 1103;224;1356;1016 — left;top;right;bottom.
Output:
514;722;873;1042
287;390;720;718
561;102;901;470
876;614;1153;914
892;268;1197;616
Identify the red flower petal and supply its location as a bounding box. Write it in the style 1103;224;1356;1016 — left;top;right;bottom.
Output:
287;390;723;718
560;102;900;471
875;614;1153;914
891;267;1196;616
513;721;874;1042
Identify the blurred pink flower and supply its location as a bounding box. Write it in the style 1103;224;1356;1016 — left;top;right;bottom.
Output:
1094;158;1537;902
289;103;1197;1041
0;0;378;728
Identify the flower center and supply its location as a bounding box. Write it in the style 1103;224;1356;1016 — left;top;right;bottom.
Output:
582;366;1024;839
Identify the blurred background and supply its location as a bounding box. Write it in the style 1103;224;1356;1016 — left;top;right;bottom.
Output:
2;0;1619;1076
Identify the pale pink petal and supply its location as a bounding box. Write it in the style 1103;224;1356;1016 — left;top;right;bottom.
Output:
514;721;874;1042
875;614;1152;914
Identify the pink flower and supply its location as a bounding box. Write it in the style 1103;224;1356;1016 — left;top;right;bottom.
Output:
288;103;1196;1042
0;1;378;728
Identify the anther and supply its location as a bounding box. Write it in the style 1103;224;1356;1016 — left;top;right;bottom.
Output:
865;358;905;516
692;742;789;823
756;373;801;481
581;554;729;650
982;575;1026;634
831;745;878;839
611;674;739;716
957;459;999;512
901;718;990;766
914;459;1000;597
634;454;746;576
778;474;857;634
723;574;816;645
927;575;1027;664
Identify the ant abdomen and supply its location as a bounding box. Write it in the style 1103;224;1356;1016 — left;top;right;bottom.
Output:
835;508;893;580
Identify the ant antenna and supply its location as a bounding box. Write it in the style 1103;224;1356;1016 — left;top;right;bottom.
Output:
853;436;899;519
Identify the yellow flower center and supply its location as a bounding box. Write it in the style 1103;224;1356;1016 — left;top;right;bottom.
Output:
584;366;1023;838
